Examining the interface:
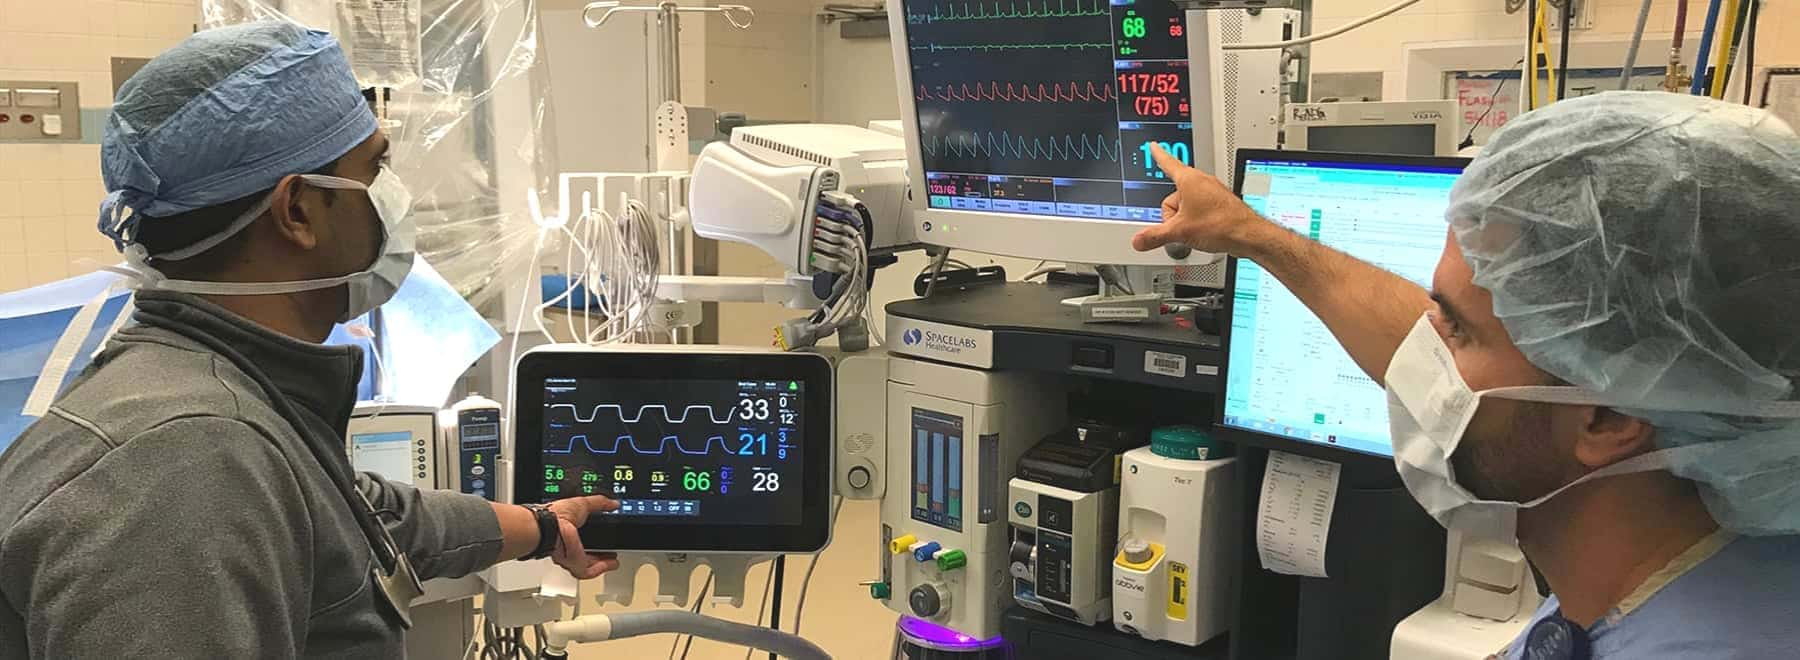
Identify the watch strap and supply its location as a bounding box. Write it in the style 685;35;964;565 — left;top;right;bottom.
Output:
521;504;559;561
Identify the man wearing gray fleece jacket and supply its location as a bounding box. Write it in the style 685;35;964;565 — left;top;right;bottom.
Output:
0;22;619;658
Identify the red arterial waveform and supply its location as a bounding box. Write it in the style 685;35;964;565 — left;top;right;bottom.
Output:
917;81;1117;103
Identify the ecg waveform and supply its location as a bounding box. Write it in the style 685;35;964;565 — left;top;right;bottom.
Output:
923;131;1122;162
548;434;732;456
916;81;1116;103
906;0;1108;24
909;41;1111;53
547;403;734;425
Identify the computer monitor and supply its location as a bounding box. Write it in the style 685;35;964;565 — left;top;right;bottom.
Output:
1282;100;1461;156
889;0;1263;265
1218;150;1469;458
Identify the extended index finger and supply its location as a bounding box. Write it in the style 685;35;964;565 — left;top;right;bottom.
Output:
1149;143;1191;179
582;494;620;514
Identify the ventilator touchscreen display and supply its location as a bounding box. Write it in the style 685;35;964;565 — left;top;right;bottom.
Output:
538;378;805;526
1222;155;1464;457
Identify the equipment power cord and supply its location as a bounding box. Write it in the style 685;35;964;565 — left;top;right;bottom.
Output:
790;497;846;637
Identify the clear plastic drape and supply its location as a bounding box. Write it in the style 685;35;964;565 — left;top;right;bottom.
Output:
199;0;556;311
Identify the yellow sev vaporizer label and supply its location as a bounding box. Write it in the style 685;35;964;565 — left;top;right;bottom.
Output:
1167;561;1189;620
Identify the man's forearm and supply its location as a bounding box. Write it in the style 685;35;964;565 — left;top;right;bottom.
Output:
1236;220;1433;385
493;502;540;562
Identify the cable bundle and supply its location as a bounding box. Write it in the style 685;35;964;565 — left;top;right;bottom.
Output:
775;192;876;351
532;198;664;345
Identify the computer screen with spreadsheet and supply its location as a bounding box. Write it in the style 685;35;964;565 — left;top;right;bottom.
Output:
1220;150;1469;458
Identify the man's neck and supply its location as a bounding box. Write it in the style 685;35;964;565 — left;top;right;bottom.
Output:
197;290;340;344
1518;474;1719;627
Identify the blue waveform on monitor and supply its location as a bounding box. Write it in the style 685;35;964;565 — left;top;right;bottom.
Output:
547;403;735;425
923;132;1122;162
548;434;734;455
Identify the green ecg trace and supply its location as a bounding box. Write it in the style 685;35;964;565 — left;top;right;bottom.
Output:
907;0;1109;24
910;41;1112;53
924;131;1122;162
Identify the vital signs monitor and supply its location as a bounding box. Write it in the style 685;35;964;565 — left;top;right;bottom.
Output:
1219;150;1469;458
891;0;1213;265
511;346;835;553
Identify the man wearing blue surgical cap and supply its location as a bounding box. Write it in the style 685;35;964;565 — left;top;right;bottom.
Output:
1135;91;1800;658
0;22;618;659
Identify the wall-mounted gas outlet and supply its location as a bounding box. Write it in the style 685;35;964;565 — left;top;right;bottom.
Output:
0;81;82;143
1545;0;1595;31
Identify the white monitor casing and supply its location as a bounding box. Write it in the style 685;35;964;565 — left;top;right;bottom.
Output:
886;7;1293;265
1282;100;1462;156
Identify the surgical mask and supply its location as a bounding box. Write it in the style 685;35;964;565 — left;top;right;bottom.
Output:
1385;314;1688;542
121;167;417;324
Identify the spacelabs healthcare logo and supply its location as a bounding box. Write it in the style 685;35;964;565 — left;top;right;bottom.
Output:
903;328;923;346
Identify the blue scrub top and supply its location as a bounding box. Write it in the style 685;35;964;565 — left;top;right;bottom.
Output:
1502;533;1800;659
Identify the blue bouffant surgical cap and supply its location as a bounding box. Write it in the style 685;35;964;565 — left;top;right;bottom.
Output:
99;20;376;252
1448;91;1800;535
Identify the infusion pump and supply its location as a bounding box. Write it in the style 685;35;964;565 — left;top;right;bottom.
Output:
346;396;503;501
348;404;446;488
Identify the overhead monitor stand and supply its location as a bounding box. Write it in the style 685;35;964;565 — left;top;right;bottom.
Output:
887;279;1450;660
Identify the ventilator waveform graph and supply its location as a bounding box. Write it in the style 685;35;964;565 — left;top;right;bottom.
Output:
546;403;736;457
916;81;1117;103
544;400;797;459
906;0;1109;24
548;434;734;456
910;41;1110;53
549;403;735;425
923;131;1122;162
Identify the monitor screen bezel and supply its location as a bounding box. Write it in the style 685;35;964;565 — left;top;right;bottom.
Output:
512;349;836;553
1213;149;1471;463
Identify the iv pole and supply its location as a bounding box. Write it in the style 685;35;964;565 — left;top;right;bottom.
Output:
583;1;755;344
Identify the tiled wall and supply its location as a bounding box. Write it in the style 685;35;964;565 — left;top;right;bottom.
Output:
0;0;198;292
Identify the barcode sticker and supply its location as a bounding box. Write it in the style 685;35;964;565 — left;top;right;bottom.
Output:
1144;351;1187;378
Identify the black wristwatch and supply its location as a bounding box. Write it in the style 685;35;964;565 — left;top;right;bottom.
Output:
521;504;560;561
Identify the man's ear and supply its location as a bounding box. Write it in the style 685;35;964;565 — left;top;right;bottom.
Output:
268;174;321;252
1567;406;1656;469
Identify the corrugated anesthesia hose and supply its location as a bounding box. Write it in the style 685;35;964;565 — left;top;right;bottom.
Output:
540;611;831;660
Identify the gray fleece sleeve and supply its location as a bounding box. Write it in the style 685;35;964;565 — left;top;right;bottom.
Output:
356;472;504;580
0;416;310;659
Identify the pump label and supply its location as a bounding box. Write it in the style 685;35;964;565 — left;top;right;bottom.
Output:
1167;561;1189;621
